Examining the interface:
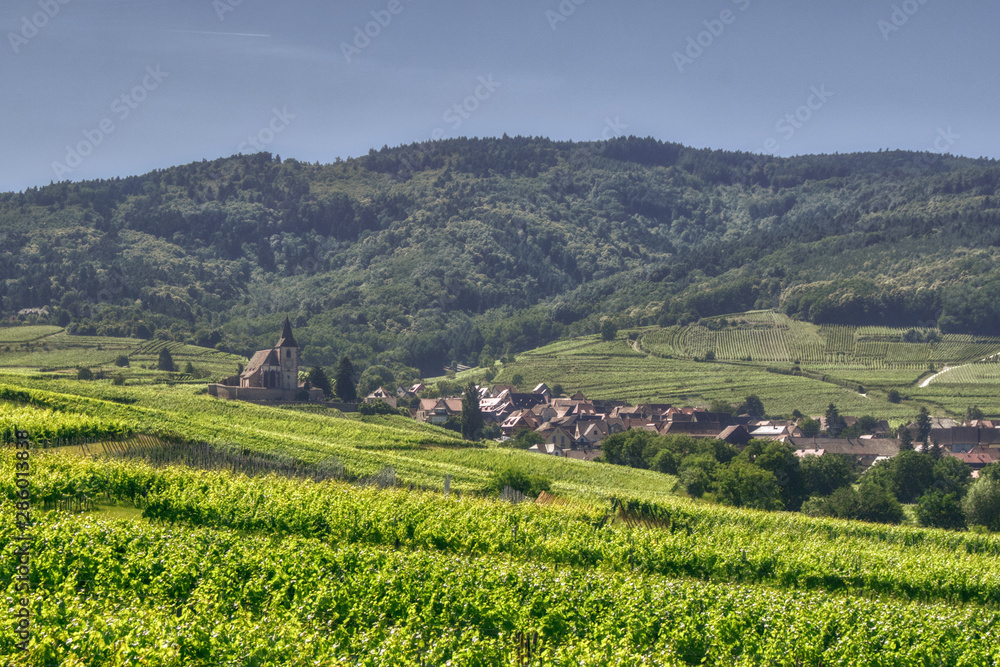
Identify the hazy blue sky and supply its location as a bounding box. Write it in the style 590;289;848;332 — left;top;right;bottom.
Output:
1;0;996;192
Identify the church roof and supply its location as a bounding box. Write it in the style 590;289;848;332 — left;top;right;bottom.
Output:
242;348;280;377
276;317;297;348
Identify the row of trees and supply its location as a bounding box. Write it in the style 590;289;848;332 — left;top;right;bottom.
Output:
603;426;1000;530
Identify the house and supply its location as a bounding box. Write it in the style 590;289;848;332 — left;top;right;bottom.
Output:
501;409;540;437
365;387;398;408
209;319;324;403
416;398;463;425
717;424;752;447
748;425;792;440
532;383;552;400
576;421;608;447
949;447;1000;470
537;424;575;450
528;442;566;457
787;437;900;471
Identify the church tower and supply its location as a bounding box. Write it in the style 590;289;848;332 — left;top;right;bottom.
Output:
275;317;299;392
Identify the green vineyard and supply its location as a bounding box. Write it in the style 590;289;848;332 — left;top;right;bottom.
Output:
3;453;1000;666
0;327;244;382
641;312;1000;368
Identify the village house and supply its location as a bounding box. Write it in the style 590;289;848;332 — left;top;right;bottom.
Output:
365;387;398;408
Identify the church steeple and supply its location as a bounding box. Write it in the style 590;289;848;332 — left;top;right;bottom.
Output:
276;317;297;348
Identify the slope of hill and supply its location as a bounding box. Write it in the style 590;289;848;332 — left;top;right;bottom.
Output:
0;325;243;380
436;312;1000;420
4;451;1000;665
3;137;1000;378
0;372;675;499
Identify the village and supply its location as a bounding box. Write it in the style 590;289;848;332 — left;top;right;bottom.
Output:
210;320;1000;478
362;382;1000;477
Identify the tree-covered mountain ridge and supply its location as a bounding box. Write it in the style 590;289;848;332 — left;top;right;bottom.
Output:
3;135;1000;376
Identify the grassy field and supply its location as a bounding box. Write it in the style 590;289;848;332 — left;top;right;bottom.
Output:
0;326;244;381
641;312;1000;368
431;312;1000;421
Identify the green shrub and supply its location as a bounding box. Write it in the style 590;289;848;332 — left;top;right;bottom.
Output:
488;468;551;498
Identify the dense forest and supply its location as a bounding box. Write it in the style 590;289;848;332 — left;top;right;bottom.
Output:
3;136;1000;376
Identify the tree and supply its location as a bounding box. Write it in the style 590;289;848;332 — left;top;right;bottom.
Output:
487;467;551;498
887;389;901;404
715;461;783;510
739;395;765;419
898;425;913;450
509;430;544;450
916;406;932;444
800;453;855;497
963;477;1000;531
115;355;130;367
744;441;804;510
854;483;905;524
600;319;618;342
811;484;904;524
307;366;332;397
335;356;357;403
965;405;985;422
77;367;94;380
883;450;935;504
358;399;397;416
932;455;972;496
601;430;662;470
358;364;395;396
824;403;845;437
679;453;718;498
157;347;175;372
460;382;484;440
916;491;966;530
799;417;821;437
510;373;524;388
184;361;196;375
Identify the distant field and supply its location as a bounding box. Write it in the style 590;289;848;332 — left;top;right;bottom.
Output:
434;313;1000;420
641;312;1000;368
930;362;1000;385
0;325;63;343
482;336;915;421
0;327;243;382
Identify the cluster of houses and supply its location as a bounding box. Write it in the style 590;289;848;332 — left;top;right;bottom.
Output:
366;382;1000;475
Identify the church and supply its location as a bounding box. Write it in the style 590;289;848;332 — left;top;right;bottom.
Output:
208;318;324;402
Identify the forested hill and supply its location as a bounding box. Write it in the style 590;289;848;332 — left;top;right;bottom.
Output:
3;136;1000;376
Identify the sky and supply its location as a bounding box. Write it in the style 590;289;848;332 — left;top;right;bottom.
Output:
1;0;997;193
